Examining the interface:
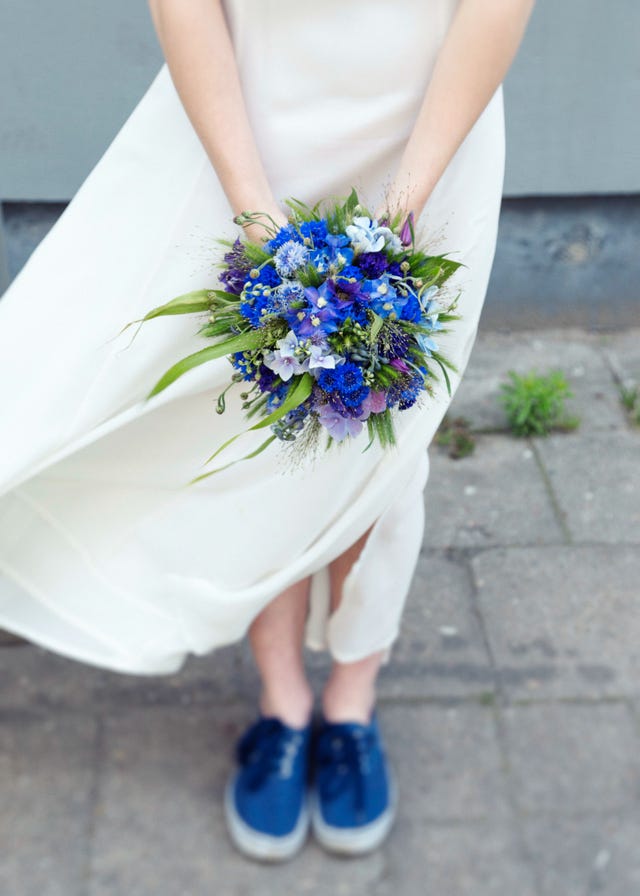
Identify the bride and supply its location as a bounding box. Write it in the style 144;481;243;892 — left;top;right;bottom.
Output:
0;0;535;863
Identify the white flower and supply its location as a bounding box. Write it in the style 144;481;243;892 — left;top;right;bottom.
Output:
346;216;402;254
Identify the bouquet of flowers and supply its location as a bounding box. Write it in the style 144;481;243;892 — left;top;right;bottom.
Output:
120;188;462;484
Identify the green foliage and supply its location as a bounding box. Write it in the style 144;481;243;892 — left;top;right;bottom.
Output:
619;383;640;426
498;368;580;437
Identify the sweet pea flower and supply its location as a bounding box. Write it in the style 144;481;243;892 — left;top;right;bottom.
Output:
399;211;415;246
356;390;388;419
316;403;364;441
390;358;410;374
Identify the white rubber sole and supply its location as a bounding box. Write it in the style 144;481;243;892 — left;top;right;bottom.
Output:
223;776;310;862
310;767;398;855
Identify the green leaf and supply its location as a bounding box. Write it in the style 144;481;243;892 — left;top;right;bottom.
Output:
185;434;279;485
208;289;243;304
113;290;213;346
432;354;452;395
200;373;314;466
345;187;359;215
362;418;376;453
145;329;263;399
369;312;384;345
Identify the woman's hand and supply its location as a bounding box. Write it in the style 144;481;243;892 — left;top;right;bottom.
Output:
374;188;425;229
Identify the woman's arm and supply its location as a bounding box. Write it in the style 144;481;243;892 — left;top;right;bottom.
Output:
377;0;536;221
147;0;287;242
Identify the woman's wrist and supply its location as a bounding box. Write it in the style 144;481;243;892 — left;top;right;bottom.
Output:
374;188;428;227
232;198;289;245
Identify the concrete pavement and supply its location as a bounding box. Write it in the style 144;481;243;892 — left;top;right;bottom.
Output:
1;325;639;895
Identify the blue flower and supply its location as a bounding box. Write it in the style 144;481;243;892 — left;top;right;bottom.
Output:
273;240;310;277
239;288;272;327
300;220;329;244
386;372;424;410
292;284;342;336
256;364;279;393
255;265;281;287
230;351;256;381
415;333;439;357
361;275;408;318
265;380;290;411
399;294;422;322
308;233;354;272
336;264;362;281
263;224;304;253
318;361;365;398
274;281;306;308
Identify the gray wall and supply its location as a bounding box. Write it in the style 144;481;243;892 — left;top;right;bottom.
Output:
1;0;639;200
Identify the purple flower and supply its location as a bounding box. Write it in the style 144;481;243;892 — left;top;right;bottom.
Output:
219;237;252;295
399;211;415;246
356;252;389;279
316;403;364;441
357;390;388;419
391;358;410;374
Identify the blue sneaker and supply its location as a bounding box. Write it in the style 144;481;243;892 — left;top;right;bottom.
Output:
224;714;312;861
310;709;397;854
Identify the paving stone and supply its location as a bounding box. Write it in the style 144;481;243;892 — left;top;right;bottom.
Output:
373;815;537;896
599;329;640;387
379;551;495;699
521;811;640;896
473;544;640;698
448;329;627;432
382;703;510;822
0;627;26;646
0;711;97;896
88;704;385;896
534;431;640;543
424;434;564;548
500;702;640;814
0;641;255;711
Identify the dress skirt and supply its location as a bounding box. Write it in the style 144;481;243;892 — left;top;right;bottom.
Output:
0;0;505;675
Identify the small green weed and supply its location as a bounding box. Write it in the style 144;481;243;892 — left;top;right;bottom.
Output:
619;383;640;426
435;414;476;458
498;368;581;437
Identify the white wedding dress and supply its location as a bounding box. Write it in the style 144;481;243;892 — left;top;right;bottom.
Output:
0;0;505;675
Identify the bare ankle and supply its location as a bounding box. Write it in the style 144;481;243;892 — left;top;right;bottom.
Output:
321;684;376;725
259;685;314;729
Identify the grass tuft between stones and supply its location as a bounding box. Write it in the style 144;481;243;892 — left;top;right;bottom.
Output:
498;368;581;437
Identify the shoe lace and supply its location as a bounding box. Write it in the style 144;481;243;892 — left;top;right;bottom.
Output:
236;718;305;791
313;725;376;815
